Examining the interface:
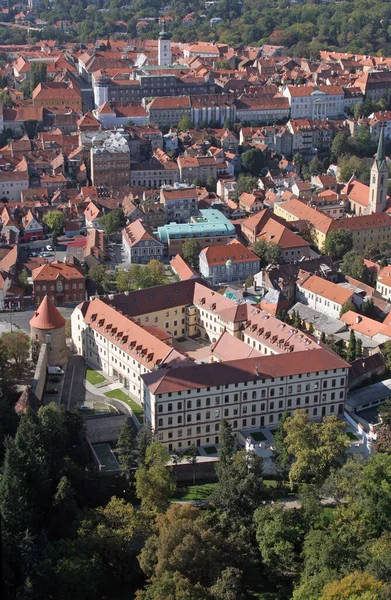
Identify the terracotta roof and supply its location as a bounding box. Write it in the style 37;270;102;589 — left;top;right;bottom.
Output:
32;260;85;282
211;330;262;361
122;219;160;247
142;347;349;395
257;218;310;249
82;297;190;370
193;281;250;323
201;239;260;266
332;212;391;232
341;310;391;339
170;254;198;280
30;295;66;330
278;199;334;234
298;271;354;305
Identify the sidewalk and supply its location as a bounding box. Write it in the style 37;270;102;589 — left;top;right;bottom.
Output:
84;379;124;397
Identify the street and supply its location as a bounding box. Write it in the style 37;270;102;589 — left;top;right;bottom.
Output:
0;306;74;335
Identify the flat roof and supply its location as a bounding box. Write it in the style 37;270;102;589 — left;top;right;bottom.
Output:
347;377;391;410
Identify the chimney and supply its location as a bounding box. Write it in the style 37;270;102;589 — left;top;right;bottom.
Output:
356;316;362;324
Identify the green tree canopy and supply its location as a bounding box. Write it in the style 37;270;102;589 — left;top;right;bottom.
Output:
340;251;368;283
182;238;201;269
43;210;65;238
323;229;353;260
253;239;282;267
98;208;126;236
241;147;265;176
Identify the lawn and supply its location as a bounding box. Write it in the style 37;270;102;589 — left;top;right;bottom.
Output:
251;431;267;442
171;483;217;501
104;389;144;423
204;446;217;455
85;368;107;386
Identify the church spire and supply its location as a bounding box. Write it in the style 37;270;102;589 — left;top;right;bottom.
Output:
376;126;385;169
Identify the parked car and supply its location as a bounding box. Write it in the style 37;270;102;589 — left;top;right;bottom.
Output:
79;404;93;411
46;245;54;251
46;388;58;395
39;252;53;258
47;366;64;375
28;251;38;257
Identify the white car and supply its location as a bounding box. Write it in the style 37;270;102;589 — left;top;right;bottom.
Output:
46;245;54;251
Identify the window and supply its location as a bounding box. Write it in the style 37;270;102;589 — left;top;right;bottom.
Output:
206;398;210;406
279;387;283;395
224;408;229;417
168;417;173;425
187;414;192;422
206;411;210;419
158;418;163;426
196;413;201;421
270;389;275;397
224;395;229;403
270;401;274;410
168;403;172;412
196;399;201;407
187;428;192;436
296;398;301;406
187;400;192;409
252;391;257;399
243;392;247;400
158;405;163;413
178;402;182;410
215;397;220;405
279;400;283;408
215;409;220;418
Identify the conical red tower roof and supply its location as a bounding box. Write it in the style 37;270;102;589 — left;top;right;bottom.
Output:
30;295;66;330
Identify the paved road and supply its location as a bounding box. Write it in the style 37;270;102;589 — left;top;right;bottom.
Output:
61;353;103;409
0;307;74;334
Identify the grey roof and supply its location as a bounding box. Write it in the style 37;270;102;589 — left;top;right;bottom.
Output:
289;302;345;335
347;377;391;410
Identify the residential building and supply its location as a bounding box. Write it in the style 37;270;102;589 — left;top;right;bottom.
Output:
190;95;236;126
157;209;236;256
273;198;334;249
130;158;180;188
122;219;164;264
22;209;43;242
142;349;349;450
239;192;264;214
32;81;82;111
199;239;260;285
178;155;223;184
146;96;191;127
0;170;29;203
282;85;344;119
376;265;391;301
256;218;311;264
72;297;191;403
160;185;198;222
331;213;391;254
296;270;356;319
84;201;101;229
90;131;130;187
33;260;86;305
170;254;198;280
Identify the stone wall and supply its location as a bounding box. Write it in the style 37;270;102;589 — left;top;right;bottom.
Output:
31;342;48;401
85;414;128;443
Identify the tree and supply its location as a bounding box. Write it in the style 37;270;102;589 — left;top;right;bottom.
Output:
234;174;258;200
253;239;282;267
340;251;368;282
340;300;357;317
206;175;217;192
272;413;292;475
98;209;126;237
212;450;265;522
135;441;175;513
177;114;193;132
187;444;198;485
116;422;137;480
146;259;166;286
254;504;307;577
331;132;352;157
210;568;246;600
321;331;327;344
339;155;364;182
323;229;353;260
182;238;201;269
320;571;390;599
1;331;30;377
30;61;47;93
137;421;153;465
308;156;324;176
18;268;30;291
346;329;357;362
88;264;112;294
241;147;265;176
218;418;236;465
284;410;349;488
116;267;133;292
43;210;64;240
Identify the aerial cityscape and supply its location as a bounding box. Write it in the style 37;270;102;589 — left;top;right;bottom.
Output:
2;0;391;598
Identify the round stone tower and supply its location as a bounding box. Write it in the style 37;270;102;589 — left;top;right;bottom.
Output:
30;295;67;366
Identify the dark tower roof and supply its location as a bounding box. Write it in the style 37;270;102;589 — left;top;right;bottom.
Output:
159;21;171;40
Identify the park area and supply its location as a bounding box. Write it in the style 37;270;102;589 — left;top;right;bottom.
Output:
85;368;107;386
104;388;144;423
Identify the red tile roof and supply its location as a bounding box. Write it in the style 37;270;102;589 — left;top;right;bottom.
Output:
30;295;66;330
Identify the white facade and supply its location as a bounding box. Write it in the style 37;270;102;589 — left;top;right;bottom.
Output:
158;35;171;66
143;363;348;450
0;174;29;202
283;87;344;119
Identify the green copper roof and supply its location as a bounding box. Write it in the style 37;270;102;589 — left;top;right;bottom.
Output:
377;126;386;168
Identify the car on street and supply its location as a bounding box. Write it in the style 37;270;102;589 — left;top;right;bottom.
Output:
79;404;93;411
46;245;54;251
28;251;38;257
39;252;53;257
46;388;58;395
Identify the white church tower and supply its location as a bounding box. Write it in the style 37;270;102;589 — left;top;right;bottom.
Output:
368;127;388;214
158;21;171;67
